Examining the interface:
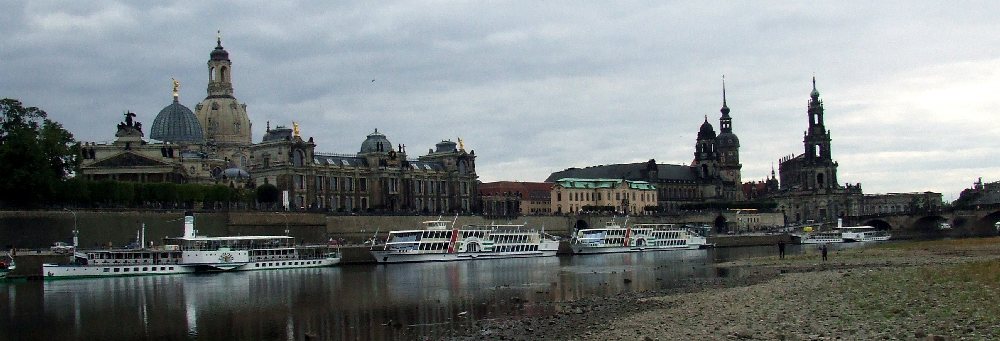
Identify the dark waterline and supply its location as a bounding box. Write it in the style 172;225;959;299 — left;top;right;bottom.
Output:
1;243;864;340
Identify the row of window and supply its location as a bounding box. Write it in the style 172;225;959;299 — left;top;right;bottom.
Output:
101;266;176;273
252;260;324;267
297;176;473;197
555;191;656;202
295;195;471;213
493;245;539;253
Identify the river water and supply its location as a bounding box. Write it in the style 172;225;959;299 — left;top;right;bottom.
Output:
0;243;858;340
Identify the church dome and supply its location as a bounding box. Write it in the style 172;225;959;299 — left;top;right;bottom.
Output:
717;132;740;148
360;129;392;153
151;99;204;143
216;167;250;180
697;118;716;140
211;38;229;61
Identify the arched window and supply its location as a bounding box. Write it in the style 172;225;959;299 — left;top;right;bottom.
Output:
816;173;825;188
701;164;709;178
210;67;216;81
220;66;228;82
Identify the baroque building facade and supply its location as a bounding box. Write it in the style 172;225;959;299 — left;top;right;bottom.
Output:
549;178;658;215
77;37;479;213
249;127;478;212
546;82;743;212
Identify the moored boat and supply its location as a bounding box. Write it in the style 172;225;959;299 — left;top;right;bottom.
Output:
370;220;559;263
42;212;340;279
571;219;710;254
797;230;844;244
0;253;15;280
840;226;891;242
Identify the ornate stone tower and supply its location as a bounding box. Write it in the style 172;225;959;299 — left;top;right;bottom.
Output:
800;77;838;190
715;79;742;200
195;33;252;168
693;116;718;180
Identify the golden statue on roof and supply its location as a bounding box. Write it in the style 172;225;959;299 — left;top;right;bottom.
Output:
171;78;180;98
293;122;300;137
458;137;464;151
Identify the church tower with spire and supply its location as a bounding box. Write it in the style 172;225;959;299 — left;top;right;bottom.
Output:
799;77;838;189
772;77;863;224
194;32;252;168
715;78;743;200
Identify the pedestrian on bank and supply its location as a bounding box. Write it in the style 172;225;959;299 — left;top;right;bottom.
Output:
820;244;829;261
777;241;786;259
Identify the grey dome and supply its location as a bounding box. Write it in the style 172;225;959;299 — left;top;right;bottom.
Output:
360;129;392;153
211;38;229;61
217;167;250;180
717;132;740;147
151;99;204;143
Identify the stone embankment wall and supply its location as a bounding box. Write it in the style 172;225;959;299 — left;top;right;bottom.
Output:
0;211;573;248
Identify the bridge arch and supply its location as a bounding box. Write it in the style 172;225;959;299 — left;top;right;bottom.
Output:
975;211;1000;236
574;219;590;232
862;219;892;230
912;215;948;233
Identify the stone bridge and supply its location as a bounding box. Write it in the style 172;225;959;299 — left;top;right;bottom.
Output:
843;208;1000;237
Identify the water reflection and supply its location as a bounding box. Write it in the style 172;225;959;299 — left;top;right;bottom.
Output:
0;244;871;340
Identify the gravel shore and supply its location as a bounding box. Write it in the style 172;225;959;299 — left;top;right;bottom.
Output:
454;238;1000;340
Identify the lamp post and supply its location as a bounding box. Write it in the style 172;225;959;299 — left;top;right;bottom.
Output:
64;208;79;248
277;212;289;236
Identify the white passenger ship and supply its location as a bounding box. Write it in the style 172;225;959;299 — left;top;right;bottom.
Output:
42;213;340;279
571;220;710;254
840;226;891;242
370;220;560;263
797;230;844;244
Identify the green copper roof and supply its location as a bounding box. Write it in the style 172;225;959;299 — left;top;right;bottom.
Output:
553;178;656;190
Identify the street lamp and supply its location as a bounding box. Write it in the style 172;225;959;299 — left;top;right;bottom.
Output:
64;208;78;248
276;212;289;236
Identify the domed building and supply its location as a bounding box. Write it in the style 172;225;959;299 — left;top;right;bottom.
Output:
77;36;479;212
150;87;204;144
194;36;252;168
360;129;393;154
250;126;478;213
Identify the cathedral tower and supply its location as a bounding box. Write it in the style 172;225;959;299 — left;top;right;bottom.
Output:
800;77;838;189
693;116;718;180
194;33;252;167
715;79;742;199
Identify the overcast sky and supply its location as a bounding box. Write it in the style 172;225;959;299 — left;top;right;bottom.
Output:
3;1;998;201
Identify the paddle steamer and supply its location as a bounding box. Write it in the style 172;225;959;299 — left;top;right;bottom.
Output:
371;220;559;263
42;213;340;279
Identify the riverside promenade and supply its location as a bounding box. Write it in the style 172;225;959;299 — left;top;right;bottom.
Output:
458;238;1000;340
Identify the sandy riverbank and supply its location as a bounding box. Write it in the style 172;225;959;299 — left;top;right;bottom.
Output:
455;238;1000;340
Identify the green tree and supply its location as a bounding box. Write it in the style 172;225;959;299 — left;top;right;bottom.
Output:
256;183;280;209
0;98;78;207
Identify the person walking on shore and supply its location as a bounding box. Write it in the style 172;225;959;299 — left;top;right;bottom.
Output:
820;244;829;261
778;241;786;259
